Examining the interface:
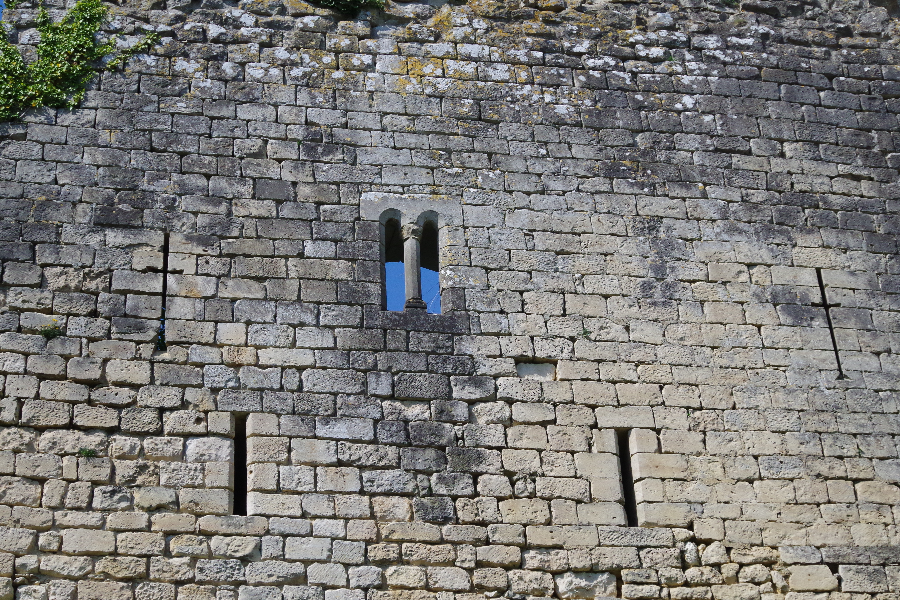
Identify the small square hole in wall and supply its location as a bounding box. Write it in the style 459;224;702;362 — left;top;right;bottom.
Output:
515;360;557;380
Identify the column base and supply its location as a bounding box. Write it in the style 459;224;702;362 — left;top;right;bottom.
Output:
405;298;427;310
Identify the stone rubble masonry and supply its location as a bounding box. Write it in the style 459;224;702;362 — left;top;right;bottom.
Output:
1;0;900;600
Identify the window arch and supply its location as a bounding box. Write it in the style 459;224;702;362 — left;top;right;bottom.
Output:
382;217;405;311
420;220;440;314
380;211;441;315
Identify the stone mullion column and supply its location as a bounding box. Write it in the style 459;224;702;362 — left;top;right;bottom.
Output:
402;224;427;310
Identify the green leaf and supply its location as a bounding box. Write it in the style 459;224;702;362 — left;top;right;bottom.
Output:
0;0;158;121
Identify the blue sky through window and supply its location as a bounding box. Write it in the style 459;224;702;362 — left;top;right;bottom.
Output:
385;263;441;314
385;262;404;311
421;267;440;314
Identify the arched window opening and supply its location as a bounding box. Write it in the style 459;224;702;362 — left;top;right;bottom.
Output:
383;218;405;311
420;221;441;314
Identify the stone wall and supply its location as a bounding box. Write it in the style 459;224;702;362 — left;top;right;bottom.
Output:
1;1;900;600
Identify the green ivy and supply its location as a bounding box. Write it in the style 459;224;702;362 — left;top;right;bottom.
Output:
0;0;158;121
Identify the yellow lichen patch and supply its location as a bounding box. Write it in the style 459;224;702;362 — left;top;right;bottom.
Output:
407;57;444;78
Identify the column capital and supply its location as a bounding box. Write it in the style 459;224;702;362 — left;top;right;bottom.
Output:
401;224;422;240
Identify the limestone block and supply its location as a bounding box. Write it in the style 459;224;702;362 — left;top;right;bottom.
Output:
193;517;257;539
547;426;590;452
21;400;71;428
15;585;46;600
685;567;724;586
574;453;619;479
106;360;152;386
285;537;331;561
14;454;60;480
597;527;674;547
61;529;115;555
116;532;166;556
248;437;289;463
526;525;599;548
594;407;655;429
179;489;230;515
315;418;374;441
473;567;508;590
633;454;689;480
508;570;555;595
38;555;92;578
306;563;346;587
554;572;617;599
291;440;337;465
98;556;149;579
385;566;426;589
709;584;759;600
777;546;820;565
477;474;513;497
121;408;162;434
787;566;837;591
148;556;193;581
236;588;280;600
175;586;215;600
302;370;364;394
74;405;119;429
757;456;804;479
451;376;495;401
637;502;698;527
474;545;520;567
621;584;660;599
194;559;245;583
447;448;502;474
839;566;888;593
279;466;314;492
427;567;471;591
379;523;441;543
210;536;261;560
317;467;361;492
133;487;176;511
535;477;590;501
591;547;641;570
874;458;900;483
507;426;548;449
168;536;209;558
0;554;12;577
331;540;365;564
499;499;550;524
0;429;35;453
348;565;382;588
77;581;133;600
186;437;233;462
576;502;626;525
248;493;304;518
80;458;113;483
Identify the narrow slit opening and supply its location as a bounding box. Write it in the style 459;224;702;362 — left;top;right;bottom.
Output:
233;415;248;516
154;231;169;352
815;267;848;380
617;429;638;527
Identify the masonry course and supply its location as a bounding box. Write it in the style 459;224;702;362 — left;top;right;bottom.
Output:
0;0;900;600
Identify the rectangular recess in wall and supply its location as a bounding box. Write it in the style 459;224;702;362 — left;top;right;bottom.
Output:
616;429;639;527
515;360;557;380
233;415;248;516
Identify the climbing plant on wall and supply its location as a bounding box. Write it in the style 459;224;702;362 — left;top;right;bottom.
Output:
0;0;158;121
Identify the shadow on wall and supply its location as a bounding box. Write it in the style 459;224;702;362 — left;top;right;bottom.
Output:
870;0;900;17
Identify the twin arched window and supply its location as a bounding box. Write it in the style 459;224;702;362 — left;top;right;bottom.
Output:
382;215;441;314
